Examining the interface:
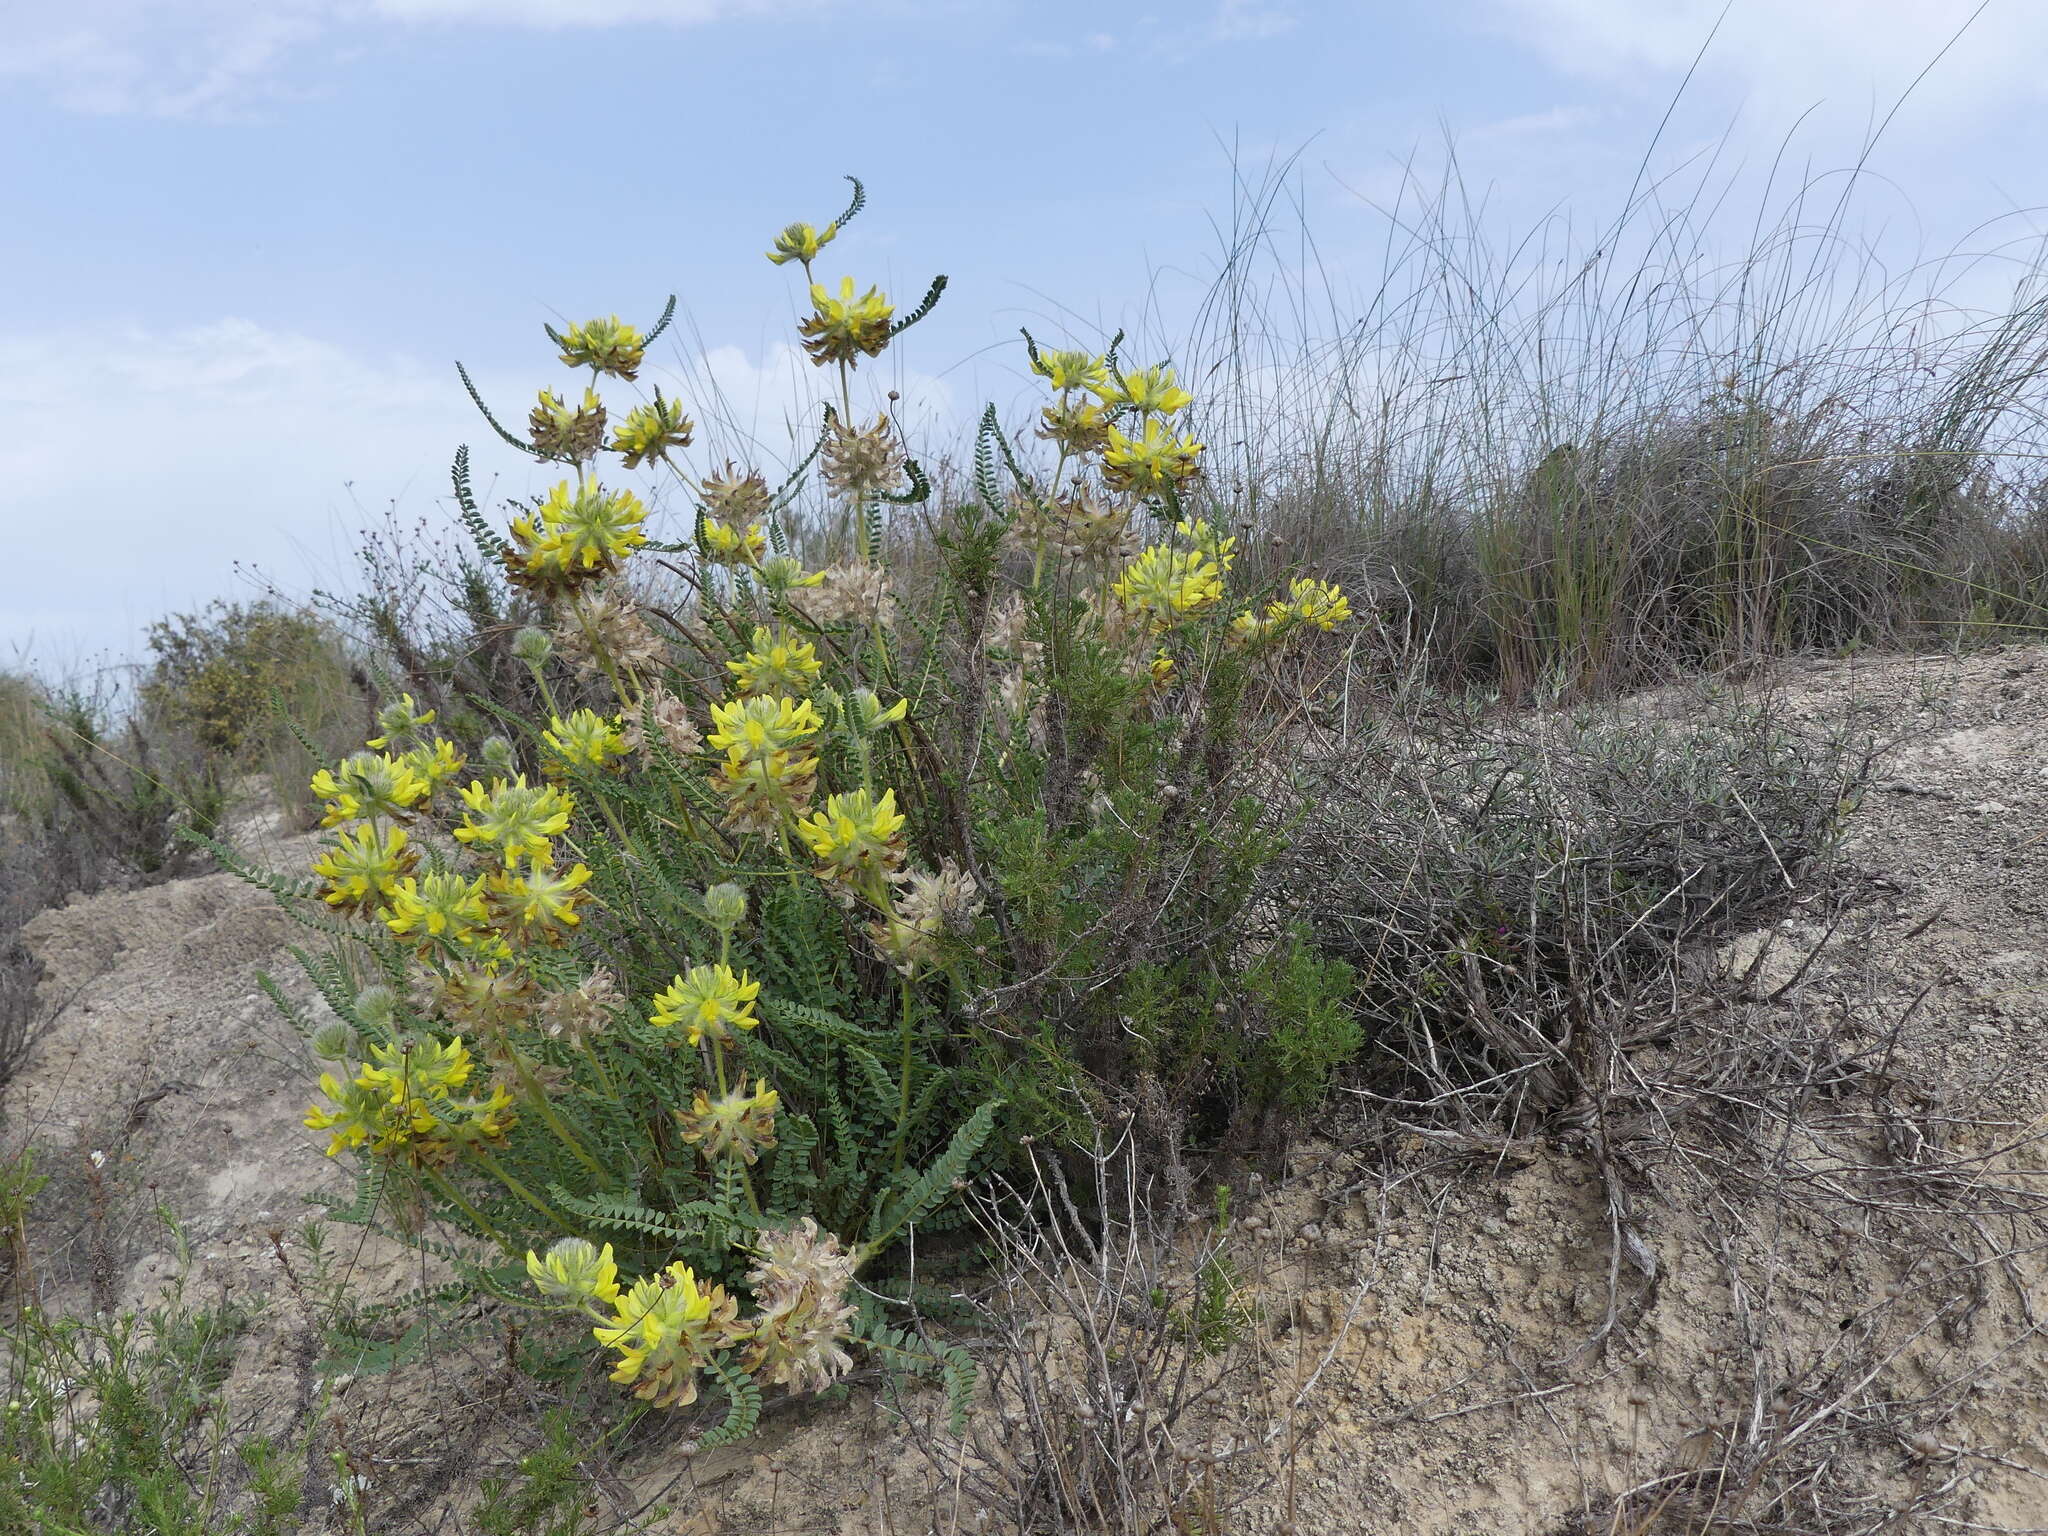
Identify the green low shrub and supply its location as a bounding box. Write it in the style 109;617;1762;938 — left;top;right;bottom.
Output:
224;181;1366;1443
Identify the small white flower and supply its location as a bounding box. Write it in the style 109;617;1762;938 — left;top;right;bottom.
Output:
88;1150;106;1168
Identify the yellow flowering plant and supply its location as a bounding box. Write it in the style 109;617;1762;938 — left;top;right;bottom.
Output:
225;178;1361;1451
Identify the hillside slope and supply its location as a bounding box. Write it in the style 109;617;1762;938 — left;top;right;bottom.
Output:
8;647;2048;1533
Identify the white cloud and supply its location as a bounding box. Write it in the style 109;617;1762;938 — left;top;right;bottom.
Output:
1210;0;1294;42
0;320;490;664
0;0;813;116
365;0;783;23
1472;0;2048;134
0;3;330;117
0;320;959;667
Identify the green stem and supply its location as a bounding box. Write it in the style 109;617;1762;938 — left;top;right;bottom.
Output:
474;1149;574;1234
421;1166;518;1257
891;972;915;1173
577;1037;618;1101
514;1061;616;1190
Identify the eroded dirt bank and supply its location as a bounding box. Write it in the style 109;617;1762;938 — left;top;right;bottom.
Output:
9;648;2048;1533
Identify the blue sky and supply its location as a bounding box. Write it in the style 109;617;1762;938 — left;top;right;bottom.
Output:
5;0;2047;673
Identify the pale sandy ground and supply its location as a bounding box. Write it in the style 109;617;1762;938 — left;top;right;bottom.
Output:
9;647;2048;1534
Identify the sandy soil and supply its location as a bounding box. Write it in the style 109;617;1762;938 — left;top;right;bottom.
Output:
9;647;2048;1534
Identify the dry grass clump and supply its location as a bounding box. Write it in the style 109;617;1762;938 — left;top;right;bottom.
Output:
1279;680;1871;1133
1172;151;2048;698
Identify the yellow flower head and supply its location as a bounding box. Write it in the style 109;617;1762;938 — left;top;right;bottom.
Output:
529;386;607;461
1227;608;1279;647
487;861;593;944
679;1079;780;1165
383;871;491;945
767;220;838;266
305;1035;513;1165
1111;544;1226;630
799;277;894;367
1101;419;1205;496
402;738;466;799
845;687;908;736
707;694;824;762
591;1262;746;1408
1033;347;1109;394
793;787;908;895
648;963;761;1047
701;518;767;568
612;394;695;469
706;696;823;832
1098;365;1193;418
556;315;646;379
310;822;418;915
1271;577;1352;631
366;693;436;749
542;709;628;776
310;751;429;828
304;1073;380;1156
1035;396;1111;457
543;480;650;572
360;1034;474;1097
527;1237;621;1305
1174;517;1238;571
1148;650;1176;687
711;751;818;835
453;776;575;868
728;627;822;699
757;553;825;593
504;480;648;592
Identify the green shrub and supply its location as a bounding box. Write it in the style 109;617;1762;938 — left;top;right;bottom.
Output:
227;181;1364;1443
1;1220;309;1536
142;601;355;764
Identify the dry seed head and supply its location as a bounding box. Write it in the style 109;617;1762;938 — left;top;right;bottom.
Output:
820;413;908;499
529;388;607;461
538;969;622;1043
553;586;665;677
788;560;895;629
700;464;773;524
623;688;702;759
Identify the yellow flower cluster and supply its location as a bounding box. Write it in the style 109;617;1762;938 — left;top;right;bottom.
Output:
799;277;894;367
591;1261;748;1408
705;694;822;832
311;822;418;915
679;1079;780;1164
453;776;574;867
309;746;593;968
505;480;650;595
794;788;907;898
1026;345;1203;495
1111;544;1226;630
555;315;646;380
530;387;606;461
303;1036;517;1166
522;1222;859;1408
311;750;429;828
541;709;628;776
728;627;822;698
1102;419;1205;496
702;518;767;568
612;394;695;469
648;963;761;1048
1230;577;1357;646
767;220;838;267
